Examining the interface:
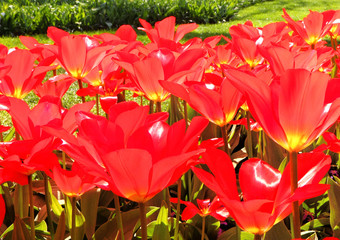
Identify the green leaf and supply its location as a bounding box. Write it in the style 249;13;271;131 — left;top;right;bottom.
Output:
81;188;101;239
47;180;63;217
301;218;330;231
152;201;170;240
264;221;291;240
12;216;31;240
65;196;85;240
54;211;66;240
328;176;340;238
217;227;253;240
3;127;15;141
93;206;159;240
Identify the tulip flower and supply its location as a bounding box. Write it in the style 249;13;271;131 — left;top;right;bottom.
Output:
44;101;208;202
0;49;55;98
7;96;94;140
170;196;229;221
225;68;340;153
50;163;97;198
282;9;336;48
138;16;198;51
114;48;207;103
0;138;59;185
193;148;331;237
225;68;340;238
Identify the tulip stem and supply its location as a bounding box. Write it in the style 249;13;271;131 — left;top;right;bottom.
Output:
254;234;263;240
71;196;76;240
62;151;66;170
77;79;86;103
221;125;230;156
201;216;206;240
246;111;253;158
336;124;340;169
139;202;148;240
290;151;301;239
114;194;125;240
156;101;162;113
149;100;154;114
236;224;241;240
174;180;182;240
96;94;100;115
43;173;54;239
28;175;35;240
183;100;188;129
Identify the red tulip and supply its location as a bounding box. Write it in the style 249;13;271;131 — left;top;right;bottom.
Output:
0;49;55;98
50;163;97;197
0;138;59;185
138;16;198;50
170;196;229;221
44;101;209;203
225;68;340;152
45;28;110;80
161;77;244;127
114;48;207;102
282;9;336;47
7;97;94;140
192;148;331;235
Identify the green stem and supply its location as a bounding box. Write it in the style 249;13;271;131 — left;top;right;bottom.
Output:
201;216;206;240
62;151;66;170
221;125;230;156
95;94;100;115
156;101;162;113
183;100;188;129
254;234;263;240
290;151;301;239
71;197;76;240
28;175;35;239
236;224;241;240
114;194;125;240
188;170;193;202
44;173;54;239
77;79;86;103
336;124;340;169
174;180;182;240
139;202;148;240
149;100;154;114
246;111;253;158
17;184;24;218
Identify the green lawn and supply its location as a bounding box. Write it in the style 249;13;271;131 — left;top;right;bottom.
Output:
1;0;340;48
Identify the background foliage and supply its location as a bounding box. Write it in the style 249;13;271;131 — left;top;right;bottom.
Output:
0;0;269;35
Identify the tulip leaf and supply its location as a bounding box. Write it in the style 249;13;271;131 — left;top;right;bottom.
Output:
93;206;159;240
217;227;253;240
301;218;330;231
264;134;285;170
47;180;63;217
12;216;31;240
152;201;170;240
13;184;29;218
278;156;288;174
264;221;291;240
328;176;340;238
54;211;66;240
81;188;101;239
3;127;15;141
65;196;85;240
